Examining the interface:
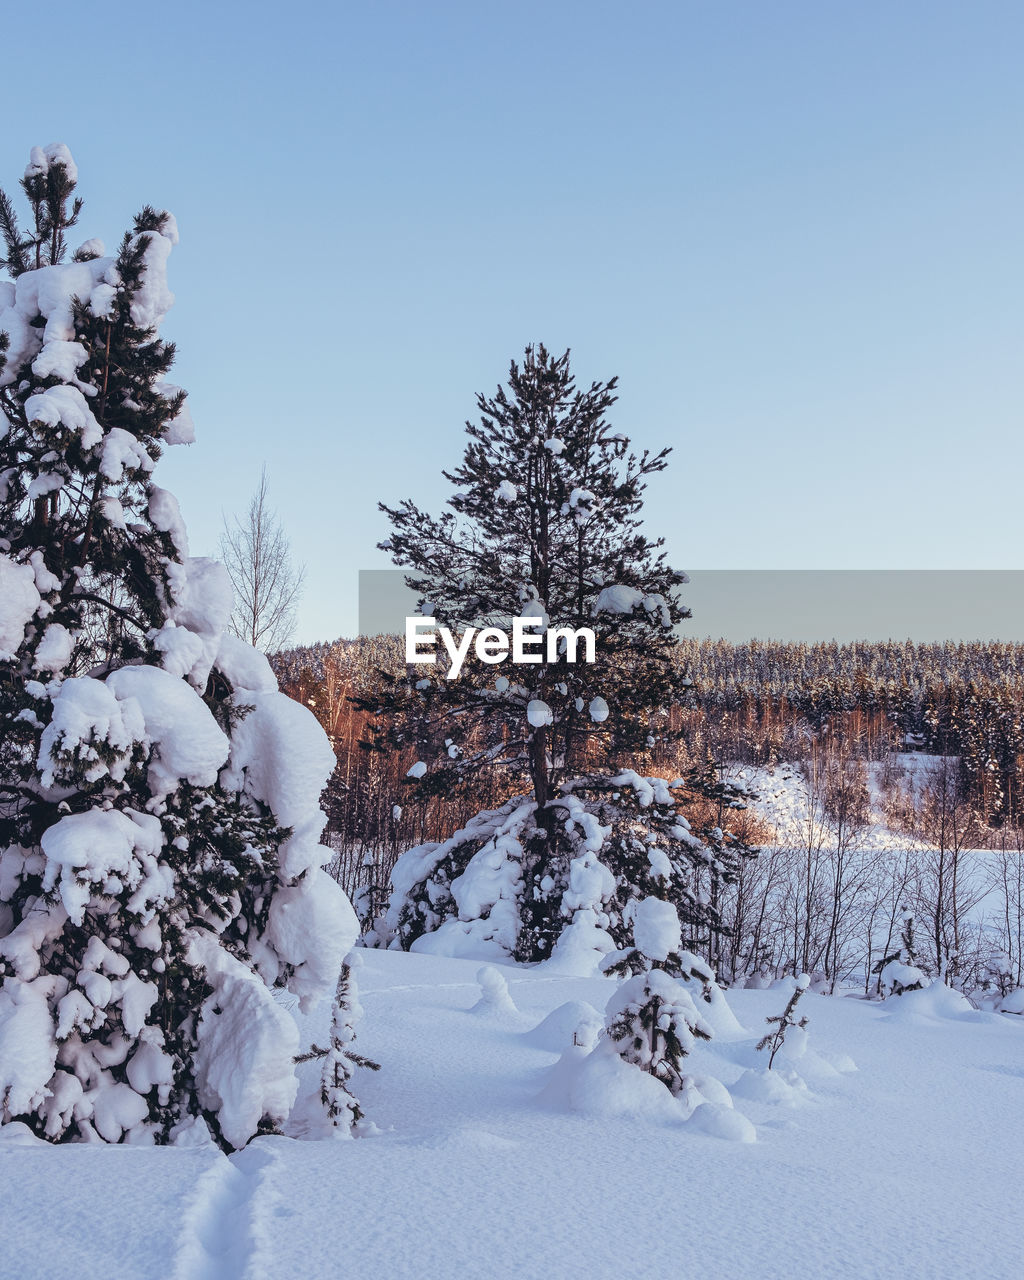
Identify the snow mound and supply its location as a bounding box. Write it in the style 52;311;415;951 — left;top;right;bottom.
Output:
410;922;510;962
884;980;977;1023
732;1066;811;1106
998;988;1024;1015
523;1000;602;1052
688;1100;757;1143
537;1039;685;1123
537;1039;754;1140
470;965;519;1017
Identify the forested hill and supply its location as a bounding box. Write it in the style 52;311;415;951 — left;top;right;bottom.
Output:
273;635;1024;735
271;637;1024;841
674;637;1024;725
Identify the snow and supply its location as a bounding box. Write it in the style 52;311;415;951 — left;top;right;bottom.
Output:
214;632;278;693
37;675;147;789
37;142;78;184
883;978;976;1024
157;382;196;445
0;978;59;1118
526;698;552;728
538;1035;691;1122
218;685;358;1008
128;219;176;330
166;557;234;687
31;338;89;382
998;988;1024;1015
220;689;332;855
593;584;644;614
100;426;154;481
878;957;927;996
190;934;301;1151
24;384;104;445
104;664;230;797
91;1082;150;1144
630;896;680;962
39;807;165;925
407;761;427;778
470;965;519;1016
523;999;602;1052
0;555;41;659
1;949;1023;1277
495;480;517;502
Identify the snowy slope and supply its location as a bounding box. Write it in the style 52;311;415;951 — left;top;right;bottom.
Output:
728;761;911;853
1;948;1021;1280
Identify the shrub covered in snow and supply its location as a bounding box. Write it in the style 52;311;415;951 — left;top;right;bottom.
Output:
384;771;747;967
873;912;927;999
598;898;724;1095
0;147;357;1148
296;959;379;1136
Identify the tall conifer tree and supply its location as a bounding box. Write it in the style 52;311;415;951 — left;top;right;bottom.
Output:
0;146;359;1147
374;346;753;964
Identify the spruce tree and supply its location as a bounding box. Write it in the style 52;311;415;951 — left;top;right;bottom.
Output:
373;345;754;964
0;146;358;1147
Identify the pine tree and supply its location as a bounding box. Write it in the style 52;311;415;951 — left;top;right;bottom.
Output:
756;976;810;1068
297;960;379;1135
375;344;690;805
373;345;753;963
0;146;358;1147
872;910;926;998
601;898;713;1095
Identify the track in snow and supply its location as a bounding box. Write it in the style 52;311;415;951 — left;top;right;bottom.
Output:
172;1142;282;1280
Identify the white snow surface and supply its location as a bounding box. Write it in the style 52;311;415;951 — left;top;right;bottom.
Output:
1;949;1021;1279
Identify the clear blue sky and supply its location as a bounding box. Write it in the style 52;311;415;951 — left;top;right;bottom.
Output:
3;1;1022;642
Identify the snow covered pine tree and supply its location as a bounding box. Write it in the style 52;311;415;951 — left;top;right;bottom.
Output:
371;344;754;971
872;911;927;998
756;976;810;1068
601;897;713;1094
0;145;361;1147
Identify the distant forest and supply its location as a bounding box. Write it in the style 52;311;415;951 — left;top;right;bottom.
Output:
270;637;1024;906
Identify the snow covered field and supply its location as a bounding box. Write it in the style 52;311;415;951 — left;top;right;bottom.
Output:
2;947;1021;1280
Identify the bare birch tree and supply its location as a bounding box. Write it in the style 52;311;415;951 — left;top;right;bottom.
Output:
221;468;305;652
